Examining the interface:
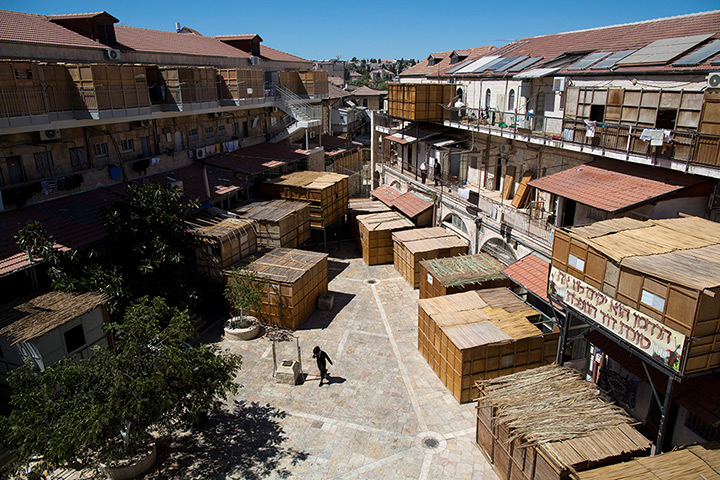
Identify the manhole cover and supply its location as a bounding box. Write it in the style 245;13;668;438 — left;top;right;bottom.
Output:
422;437;439;449
281;360;294;367
365;279;378;285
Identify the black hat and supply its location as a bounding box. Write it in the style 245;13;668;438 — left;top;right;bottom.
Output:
313;346;320;356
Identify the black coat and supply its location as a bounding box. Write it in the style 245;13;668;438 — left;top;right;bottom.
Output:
314;350;332;371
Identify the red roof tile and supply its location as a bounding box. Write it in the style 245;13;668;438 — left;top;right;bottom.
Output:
0;9;105;49
352;86;387;96
138;163;247;204
371;185;402;206
259;45;307;62
391;191;432;219
456;11;720;77
528;159;709;213
216;34;262;41
206;143;306;174
114;25;249;58
48;11;118;22
502;254;551;302
400;45;496;78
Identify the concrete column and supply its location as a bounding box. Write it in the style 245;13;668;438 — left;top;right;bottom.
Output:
370;111;377;191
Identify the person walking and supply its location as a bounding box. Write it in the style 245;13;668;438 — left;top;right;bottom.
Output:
420;160;428;184
433;161;441;186
313;346;333;386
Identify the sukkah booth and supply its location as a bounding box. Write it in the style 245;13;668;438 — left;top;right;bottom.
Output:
393;227;469;288
357;211;414;265
225;248;328;330
573;442;720;480
348;198;391;247
549;216;720;451
418;288;558;403
419;253;511;299
261;171;349;229
187;216;257;282
476;365;651;480
233;199;310;248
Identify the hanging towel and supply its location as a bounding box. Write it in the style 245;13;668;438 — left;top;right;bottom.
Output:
640;129;653;142
584;120;596;138
650;130;664;146
561;128;574;141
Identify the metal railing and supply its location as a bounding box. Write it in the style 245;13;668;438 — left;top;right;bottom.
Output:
267;83;321;122
444;105;720;168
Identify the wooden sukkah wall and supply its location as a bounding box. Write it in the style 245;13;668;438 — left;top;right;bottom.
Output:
234;199;310;248
393;227;469;288
187;216;257;282
357;211;414;265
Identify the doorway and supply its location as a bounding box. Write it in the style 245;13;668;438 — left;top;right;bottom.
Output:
174;131;184;151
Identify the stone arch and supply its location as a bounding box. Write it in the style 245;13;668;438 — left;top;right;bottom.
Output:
442;213;469;236
481;237;517;265
390;180;401;190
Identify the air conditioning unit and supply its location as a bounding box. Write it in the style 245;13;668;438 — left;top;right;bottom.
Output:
249;56;260;66
39;129;61;141
195;147;206;159
140;119;150;127
552;77;567;92
499;143;513;154
105;49;121;61
709;72;720;89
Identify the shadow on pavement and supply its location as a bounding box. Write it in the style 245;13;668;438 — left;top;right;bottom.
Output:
297;291;355;330
144;400;308;479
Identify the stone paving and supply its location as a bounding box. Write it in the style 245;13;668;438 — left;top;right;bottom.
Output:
186;245;501;480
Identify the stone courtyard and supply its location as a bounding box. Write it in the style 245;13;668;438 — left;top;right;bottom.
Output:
166;245;500;480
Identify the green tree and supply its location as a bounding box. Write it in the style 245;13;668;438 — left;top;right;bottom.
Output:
224;264;266;326
15;183;200;314
0;297;241;476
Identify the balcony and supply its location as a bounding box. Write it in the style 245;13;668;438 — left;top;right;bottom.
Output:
442;106;720;178
382;158;555;254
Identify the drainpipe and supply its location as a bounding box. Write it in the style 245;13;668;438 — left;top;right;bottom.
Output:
202;160;211;201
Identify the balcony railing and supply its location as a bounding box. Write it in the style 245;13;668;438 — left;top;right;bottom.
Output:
384;159;555;248
444;106;720;169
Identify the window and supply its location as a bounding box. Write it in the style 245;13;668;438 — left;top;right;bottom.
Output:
120;139;134;153
14;68;32;80
568;253;585;272
93;143;108;158
270;117;277;128
590;105;605;122
218;125;227;136
63;324;86;354
485;89;492;109
443;213;468;235
34;151;53;172
656;109;677;130
641;289;666;312
205;126;214;138
188;128;199;141
685;411;720;441
507;89;515;111
69;147;89;169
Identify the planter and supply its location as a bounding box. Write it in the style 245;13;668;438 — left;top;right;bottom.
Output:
100;442;157;480
224;316;260;340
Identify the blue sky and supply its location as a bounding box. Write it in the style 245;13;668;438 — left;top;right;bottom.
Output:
5;1;719;61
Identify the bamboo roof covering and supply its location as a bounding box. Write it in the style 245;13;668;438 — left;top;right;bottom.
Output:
574;442;720;480
477;365;651;454
357;211;414;232
567;216;720;289
393;227;468;254
421;253;507;287
0;291;107;344
186;215;255;241
248;247;327;284
267;171;348;189
420;289;543;344
233;199;309;222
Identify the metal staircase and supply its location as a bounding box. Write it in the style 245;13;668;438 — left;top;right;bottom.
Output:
268;83;322;143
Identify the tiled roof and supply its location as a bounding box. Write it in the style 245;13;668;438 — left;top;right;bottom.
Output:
352;86;387;96
206;143;306;174
328;83;351;99
502;254;551;302
400;45;496;77
0;9;106;49
391;191;432;219
259;45;307;62
0;163;245;278
528;159;709;213
47;11;118;22
456;10;720;77
216;34;262;41
114;25;249;57
371;185;402;206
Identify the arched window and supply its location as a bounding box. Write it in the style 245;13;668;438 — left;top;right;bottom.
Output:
443;213;468;235
507;89;515;111
485;89;492;109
